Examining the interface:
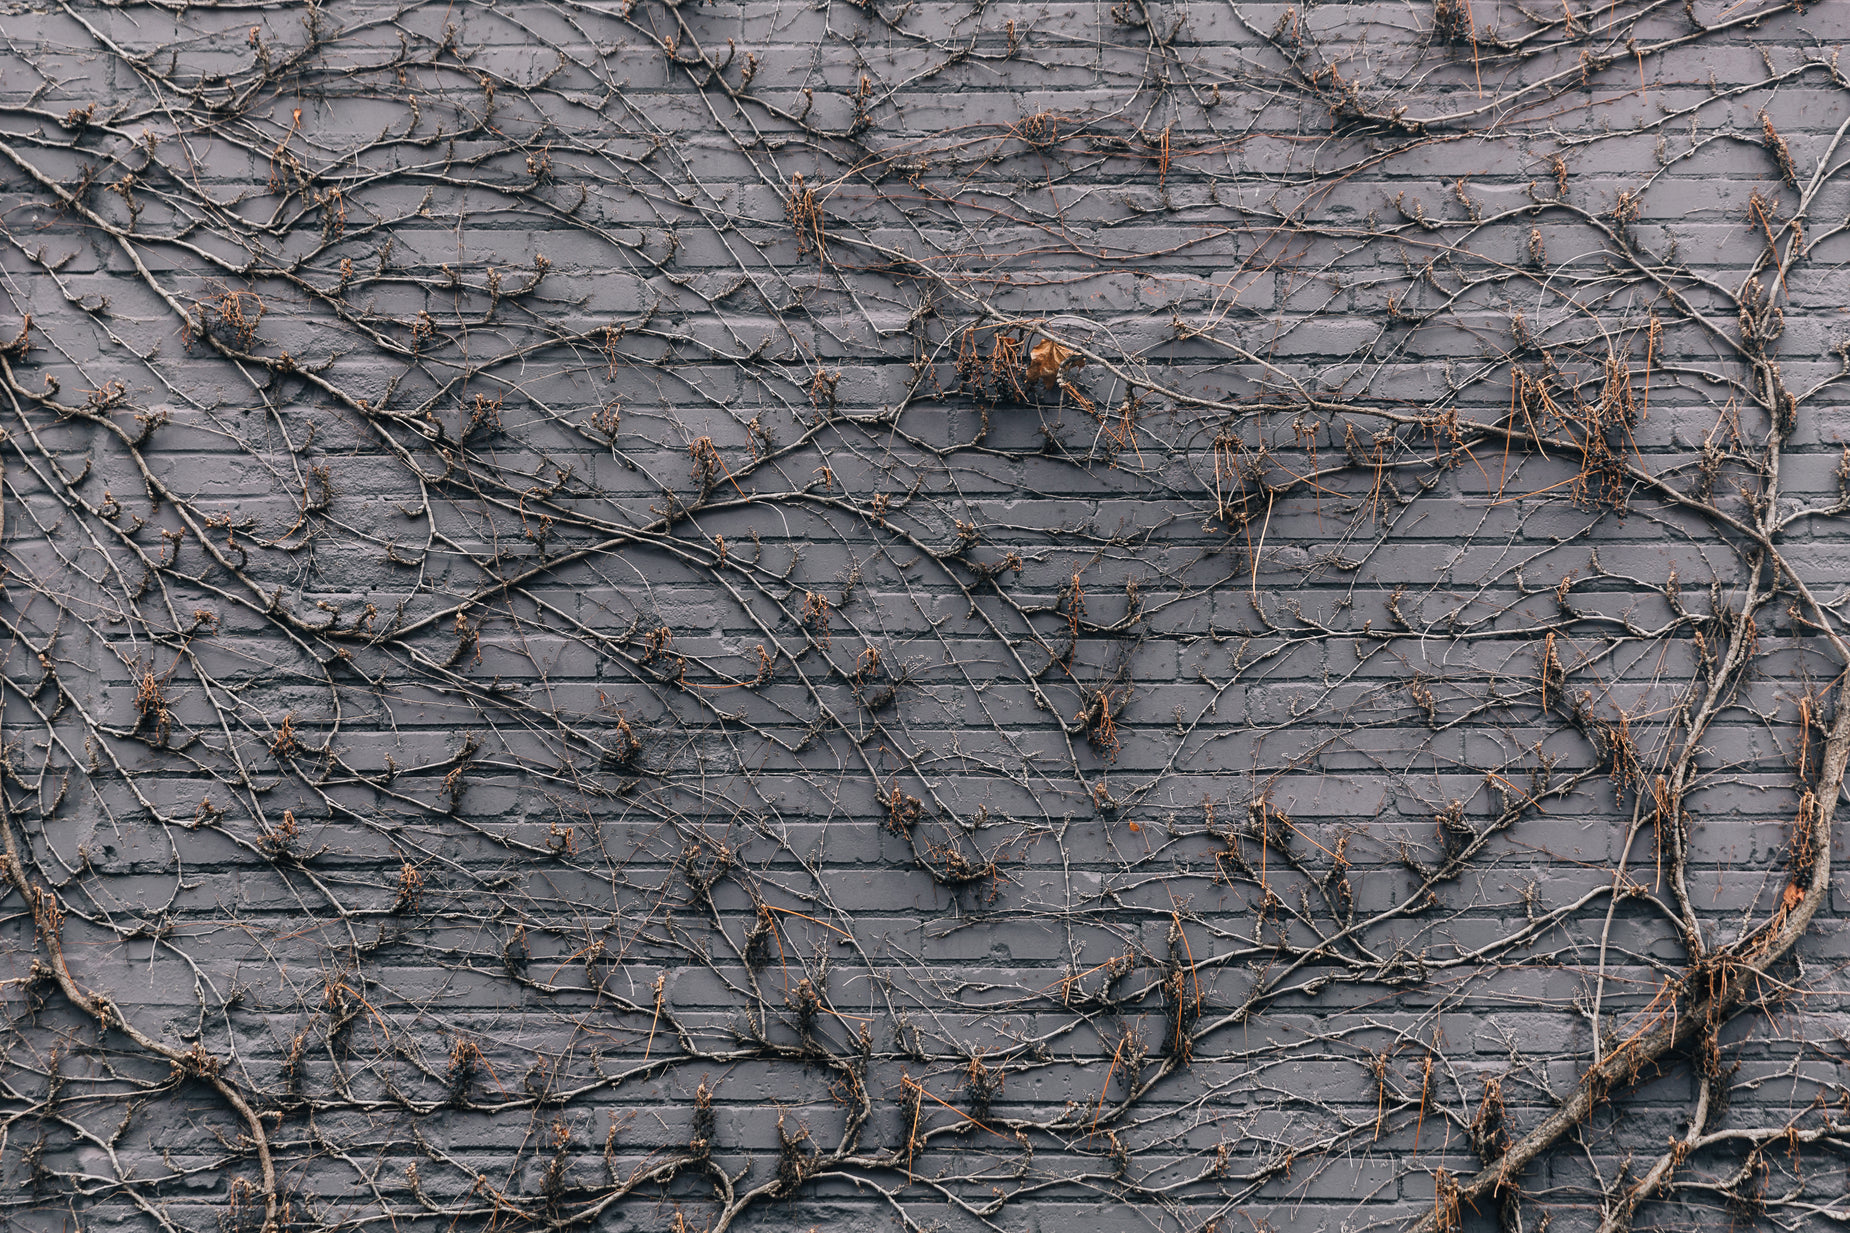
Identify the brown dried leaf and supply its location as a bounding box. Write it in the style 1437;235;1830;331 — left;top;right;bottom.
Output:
1026;337;1082;389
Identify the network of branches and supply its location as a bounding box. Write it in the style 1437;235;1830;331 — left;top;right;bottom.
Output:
0;1;1847;1232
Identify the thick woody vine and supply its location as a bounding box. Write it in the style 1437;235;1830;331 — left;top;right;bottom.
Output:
0;2;1845;1232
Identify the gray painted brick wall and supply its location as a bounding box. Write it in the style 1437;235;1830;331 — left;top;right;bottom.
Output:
0;1;1847;1231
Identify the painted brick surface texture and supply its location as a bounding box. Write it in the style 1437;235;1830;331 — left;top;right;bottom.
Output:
0;1;1846;1231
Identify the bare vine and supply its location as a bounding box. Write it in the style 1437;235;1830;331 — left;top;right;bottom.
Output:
0;1;1846;1231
